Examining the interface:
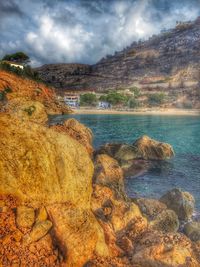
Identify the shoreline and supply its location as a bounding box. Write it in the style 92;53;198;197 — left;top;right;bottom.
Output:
73;108;200;116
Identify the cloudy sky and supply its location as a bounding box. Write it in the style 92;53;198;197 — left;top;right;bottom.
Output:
0;0;200;66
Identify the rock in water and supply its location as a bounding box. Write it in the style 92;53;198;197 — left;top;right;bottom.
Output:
160;188;195;221
0;114;108;266
184;222;200;241
133;135;175;160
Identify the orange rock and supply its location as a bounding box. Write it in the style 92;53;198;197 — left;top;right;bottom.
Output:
51;118;93;155
0;70;71;115
94;154;124;187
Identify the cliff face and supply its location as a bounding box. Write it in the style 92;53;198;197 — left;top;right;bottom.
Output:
36;18;200;90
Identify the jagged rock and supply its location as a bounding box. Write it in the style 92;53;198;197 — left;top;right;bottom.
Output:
117;216;148;243
150;209;179;233
136;198;167;220
47;203;109;267
184;222;200;241
51;118;93;155
133;135;175;160
96;143;122;158
114;144;138;162
93;154;124;197
36;206;48;222
16;206;35;228
131;230;199;267
23;220;52;245
111;201;145;232
96;136;174;173
160;188;195;220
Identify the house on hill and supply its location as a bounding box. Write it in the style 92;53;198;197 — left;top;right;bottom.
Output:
2;61;24;70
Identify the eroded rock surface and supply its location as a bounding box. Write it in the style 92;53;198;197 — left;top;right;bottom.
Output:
51;118;93;155
0;114;108;266
160;188;195;221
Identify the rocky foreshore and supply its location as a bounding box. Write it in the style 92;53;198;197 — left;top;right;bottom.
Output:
1;71;200;266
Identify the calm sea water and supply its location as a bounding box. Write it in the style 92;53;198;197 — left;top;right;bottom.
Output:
51;114;200;211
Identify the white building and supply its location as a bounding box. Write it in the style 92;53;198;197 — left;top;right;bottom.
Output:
64;95;79;108
3;61;24;69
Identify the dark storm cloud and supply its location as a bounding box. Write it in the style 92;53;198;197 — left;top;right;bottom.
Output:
0;0;200;66
0;0;24;18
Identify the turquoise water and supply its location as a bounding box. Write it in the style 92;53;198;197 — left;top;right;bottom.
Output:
51;114;200;211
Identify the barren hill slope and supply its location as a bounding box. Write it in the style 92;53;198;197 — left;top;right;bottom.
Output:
36;17;200;99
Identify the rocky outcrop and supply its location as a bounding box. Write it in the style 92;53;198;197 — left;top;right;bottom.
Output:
0;114;108;266
0;70;71;115
0;100;200;265
131;230;199;267
96;136;174;174
149;209;179;233
184;222;200;242
7;99;48;124
93;154;125;199
51;118;93;155
133;135;175;160
160;188;195;221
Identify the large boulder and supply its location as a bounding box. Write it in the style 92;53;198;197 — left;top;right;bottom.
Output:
131;231;199;267
0;114;108;266
136;198;167;220
160;188;195;221
51;118;93;155
136;198;179;233
184;222;200;241
133;135;175;160
150;209;179;233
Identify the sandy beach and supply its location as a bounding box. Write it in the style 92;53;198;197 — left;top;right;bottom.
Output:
74;108;200;116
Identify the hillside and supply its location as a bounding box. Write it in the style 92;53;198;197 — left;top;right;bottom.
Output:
36;17;200;108
0;70;71;115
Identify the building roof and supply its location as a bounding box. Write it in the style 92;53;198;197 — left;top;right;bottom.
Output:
2;60;24;66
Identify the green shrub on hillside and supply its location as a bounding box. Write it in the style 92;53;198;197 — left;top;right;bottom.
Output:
129;87;141;97
128;97;140;108
0;86;12;102
80;93;97;106
0;62;41;82
148;92;166;106
101;91;129;105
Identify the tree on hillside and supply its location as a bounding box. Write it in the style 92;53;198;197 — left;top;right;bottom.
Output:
2;52;30;65
148;92;166;106
80;93;97;106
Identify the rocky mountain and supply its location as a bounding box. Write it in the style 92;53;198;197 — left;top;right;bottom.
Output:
36;17;200;95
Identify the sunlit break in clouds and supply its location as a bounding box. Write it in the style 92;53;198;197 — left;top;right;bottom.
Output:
0;0;200;66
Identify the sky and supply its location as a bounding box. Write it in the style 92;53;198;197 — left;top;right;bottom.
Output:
0;0;200;66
